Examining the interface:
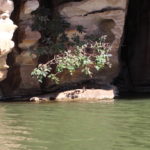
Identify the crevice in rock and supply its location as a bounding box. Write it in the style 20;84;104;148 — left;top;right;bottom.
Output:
83;7;125;16
11;0;23;54
63;7;125;19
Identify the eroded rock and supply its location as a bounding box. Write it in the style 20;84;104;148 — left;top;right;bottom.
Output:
59;0;127;17
23;0;39;15
18;26;41;49
0;0;17;82
16;0;40;93
58;0;128;85
0;0;14;15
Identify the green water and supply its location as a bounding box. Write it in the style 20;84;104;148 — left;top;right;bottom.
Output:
1;99;150;150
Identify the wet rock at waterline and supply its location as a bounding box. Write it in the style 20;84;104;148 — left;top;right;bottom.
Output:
30;88;116;102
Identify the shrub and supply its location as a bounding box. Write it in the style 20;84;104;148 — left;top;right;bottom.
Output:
31;36;112;84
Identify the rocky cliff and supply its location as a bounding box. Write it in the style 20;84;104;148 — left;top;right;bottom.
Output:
0;0;128;99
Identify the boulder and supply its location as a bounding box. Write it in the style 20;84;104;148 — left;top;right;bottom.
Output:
30;88;116;102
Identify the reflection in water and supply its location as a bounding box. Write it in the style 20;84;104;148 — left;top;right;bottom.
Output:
0;100;150;150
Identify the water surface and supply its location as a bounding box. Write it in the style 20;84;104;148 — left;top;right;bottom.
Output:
0;99;150;150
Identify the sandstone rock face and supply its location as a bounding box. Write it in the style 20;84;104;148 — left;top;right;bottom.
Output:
59;0;127;17
58;0;128;85
23;0;39;15
18;26;41;49
0;0;17;82
16;0;41;94
0;0;14;15
0;0;128;98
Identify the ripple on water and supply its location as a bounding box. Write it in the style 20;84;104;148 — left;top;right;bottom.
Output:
0;100;150;150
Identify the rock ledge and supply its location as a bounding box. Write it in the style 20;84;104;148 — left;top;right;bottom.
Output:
30;88;115;102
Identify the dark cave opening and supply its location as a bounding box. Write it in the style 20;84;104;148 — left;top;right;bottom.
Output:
116;0;150;93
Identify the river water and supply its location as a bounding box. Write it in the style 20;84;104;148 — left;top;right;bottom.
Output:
0;99;150;150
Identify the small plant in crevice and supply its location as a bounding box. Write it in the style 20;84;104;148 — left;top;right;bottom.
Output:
31;36;112;84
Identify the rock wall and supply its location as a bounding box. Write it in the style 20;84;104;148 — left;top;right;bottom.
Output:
16;0;41;95
0;0;17;97
0;0;128;97
58;0;127;84
0;0;17;81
